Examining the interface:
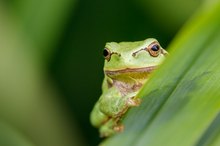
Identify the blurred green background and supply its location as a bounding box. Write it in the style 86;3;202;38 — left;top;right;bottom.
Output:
0;0;203;146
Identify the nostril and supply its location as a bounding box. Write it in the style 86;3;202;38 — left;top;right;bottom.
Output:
132;52;137;57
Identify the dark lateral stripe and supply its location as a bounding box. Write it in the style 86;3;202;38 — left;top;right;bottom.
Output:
104;66;157;75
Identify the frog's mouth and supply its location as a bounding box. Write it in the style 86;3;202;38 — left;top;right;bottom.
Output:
104;66;157;77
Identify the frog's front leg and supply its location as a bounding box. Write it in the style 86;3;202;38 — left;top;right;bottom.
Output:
99;88;141;117
90;83;141;137
90;100;124;137
98;89;140;136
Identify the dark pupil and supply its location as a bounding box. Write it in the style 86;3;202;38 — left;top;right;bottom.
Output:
103;49;109;57
151;45;160;51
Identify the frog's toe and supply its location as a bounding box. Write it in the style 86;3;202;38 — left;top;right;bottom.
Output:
100;126;115;137
127;97;141;106
113;124;124;132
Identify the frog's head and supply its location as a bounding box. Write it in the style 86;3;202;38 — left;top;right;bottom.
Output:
103;38;167;78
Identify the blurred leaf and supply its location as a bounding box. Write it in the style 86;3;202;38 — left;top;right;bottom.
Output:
12;0;77;63
0;2;85;146
136;0;204;33
102;0;220;145
0;121;34;146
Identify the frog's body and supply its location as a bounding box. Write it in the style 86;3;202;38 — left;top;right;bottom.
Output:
90;38;168;137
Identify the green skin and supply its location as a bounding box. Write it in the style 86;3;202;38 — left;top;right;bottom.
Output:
90;38;168;137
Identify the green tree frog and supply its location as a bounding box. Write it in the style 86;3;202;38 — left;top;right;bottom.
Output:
90;38;168;137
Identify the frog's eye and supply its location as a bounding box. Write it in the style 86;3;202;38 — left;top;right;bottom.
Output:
103;48;111;61
147;42;161;57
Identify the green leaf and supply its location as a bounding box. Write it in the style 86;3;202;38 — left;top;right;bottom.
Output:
0;3;85;146
102;0;220;146
0;122;34;146
12;0;77;63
